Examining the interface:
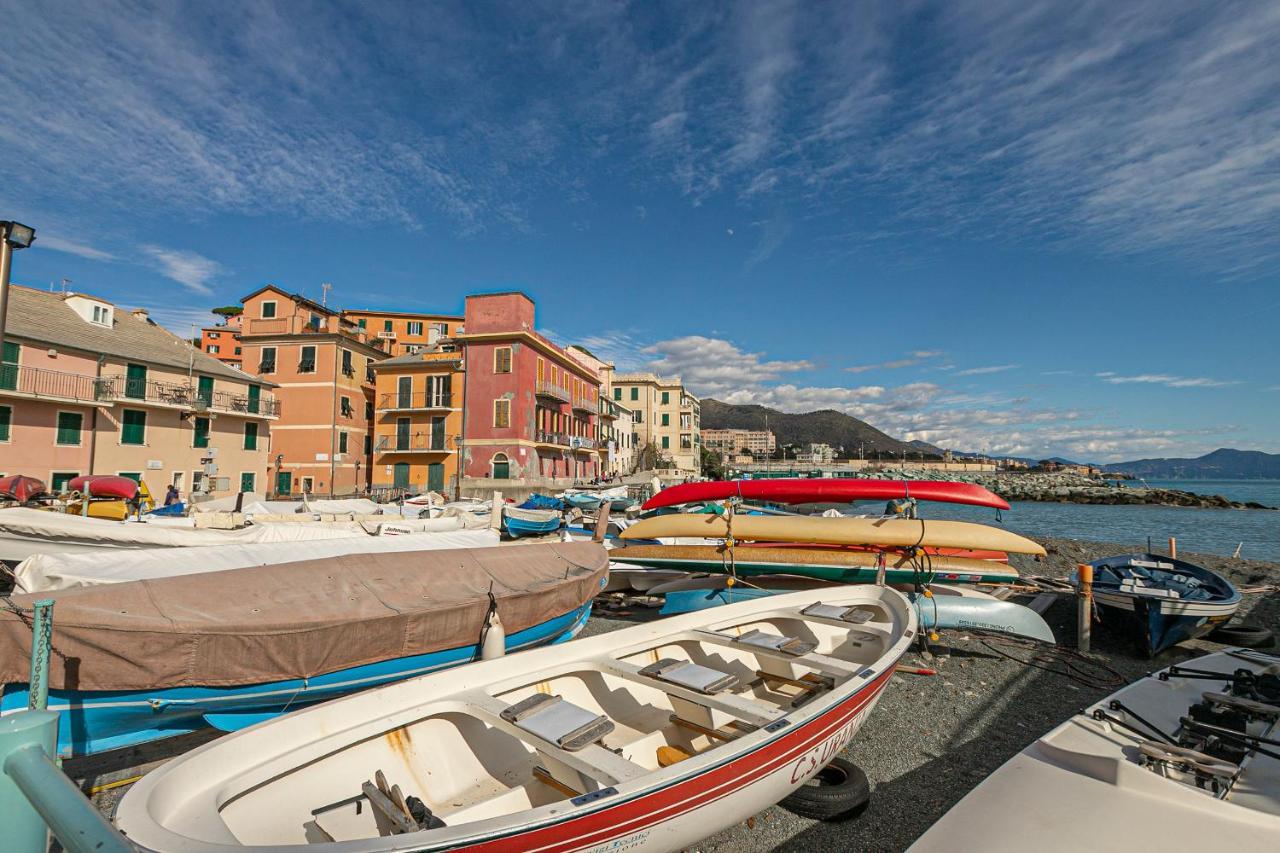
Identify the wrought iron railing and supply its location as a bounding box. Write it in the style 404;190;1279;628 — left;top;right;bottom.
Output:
0;363;100;402
378;391;453;409
375;432;452;452
95;375;280;416
536;429;570;446
535;381;571;403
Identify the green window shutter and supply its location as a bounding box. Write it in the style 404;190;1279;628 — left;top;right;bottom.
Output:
193;416;210;448
661;414;669;426
383;320;393;332
630;387;638;401
613;387;621;400
240;472;255;493
0;342;18;391
197;375;214;404
121;409;147;445
244;422;258;450
247;384;261;414
118;472;141;483
0;405;10;441
661;436;669;449
662;392;669;404
125;363;147;399
339;431;348;453
51;472;77;491
56;411;83;445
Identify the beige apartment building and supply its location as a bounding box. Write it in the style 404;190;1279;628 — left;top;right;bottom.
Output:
611;372;700;475
566;349;635;478
0;286;276;497
701;428;777;457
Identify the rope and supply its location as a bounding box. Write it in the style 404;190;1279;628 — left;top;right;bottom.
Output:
970;632;1126;690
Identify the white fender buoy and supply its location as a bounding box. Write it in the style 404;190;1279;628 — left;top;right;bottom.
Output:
480;607;506;660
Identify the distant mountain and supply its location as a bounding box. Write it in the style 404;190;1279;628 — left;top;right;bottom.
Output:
700;399;926;457
1103;448;1280;479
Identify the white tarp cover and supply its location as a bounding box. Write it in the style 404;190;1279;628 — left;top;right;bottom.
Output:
189;493;301;515
15;526;501;592
301;497;382;514
0;507;368;549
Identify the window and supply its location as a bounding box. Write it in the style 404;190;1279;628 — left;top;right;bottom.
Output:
207;344;220;354
117;472;142;483
340;396;353;417
244;422;258;450
92;305;108;324
383;320;393;332
338;431;348;453
661;413;670;427
357;318;367;329
536;357;544;384
299;345;316;373
681;435;692;449
261;301;277;318
661;436;670;449
630;387;638;401
613;387;621;400
661;391;669;405
56;411;83;445
341;350;353;377
492;453;510;479
193;416;210;448
259;346;277;373
301;476;314;494
234;347;241;355
364;401;373;420
0;405;10;441
0;341;18;390
240;472;255;493
494;347;512;374
632;411;642;424
209;331;220;339
428;374;451;407
192;470;204;493
493;398;511;428
307;314;320;331
407;321;423;336
432;322;448;336
363;433;372;454
247;384;261;414
51;472;78;491
121;409;147;445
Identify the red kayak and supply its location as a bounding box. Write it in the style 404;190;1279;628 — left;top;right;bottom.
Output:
67;474;140;500
642;478;1010;511
0;475;49;503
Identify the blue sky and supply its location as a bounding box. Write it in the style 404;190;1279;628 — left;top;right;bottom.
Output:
3;0;1278;462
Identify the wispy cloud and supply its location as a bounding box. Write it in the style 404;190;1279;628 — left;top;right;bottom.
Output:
1098;372;1240;388
846;351;944;374
140;245;223;295
957;364;1019;376
35;234;117;262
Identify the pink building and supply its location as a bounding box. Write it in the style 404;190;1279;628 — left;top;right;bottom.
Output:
457;293;601;484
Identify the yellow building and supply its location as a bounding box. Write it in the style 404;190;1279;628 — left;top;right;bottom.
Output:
370;347;464;494
611;372;700;475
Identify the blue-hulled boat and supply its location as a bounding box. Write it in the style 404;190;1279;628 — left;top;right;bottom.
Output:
563;492;603;510
0;542;608;756
503;505;562;537
519;493;564;511
1086;553;1241;657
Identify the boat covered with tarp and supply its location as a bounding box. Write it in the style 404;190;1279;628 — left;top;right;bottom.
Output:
0;541;609;756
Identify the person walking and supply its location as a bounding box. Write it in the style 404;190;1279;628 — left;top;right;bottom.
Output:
164;483;180;506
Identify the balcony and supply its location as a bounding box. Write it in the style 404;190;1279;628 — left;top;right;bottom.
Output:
569;435;597;452
599;398;620;419
535;381;571;403
570;395;595;414
375;433;453;453
535;429;570;446
242;315;373;346
378;391;453;411
95;376;280;417
0;363;105;405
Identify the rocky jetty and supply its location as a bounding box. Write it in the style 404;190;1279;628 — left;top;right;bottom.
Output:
859;469;1275;510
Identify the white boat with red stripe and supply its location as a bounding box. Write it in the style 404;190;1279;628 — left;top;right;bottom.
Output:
116;584;916;852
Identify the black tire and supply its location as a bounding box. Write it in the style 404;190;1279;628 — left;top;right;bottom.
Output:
779;757;870;821
1208;623;1276;648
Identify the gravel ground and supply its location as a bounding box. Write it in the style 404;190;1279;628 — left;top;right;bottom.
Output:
70;536;1279;852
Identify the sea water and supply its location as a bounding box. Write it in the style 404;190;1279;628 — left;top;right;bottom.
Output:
853;479;1280;561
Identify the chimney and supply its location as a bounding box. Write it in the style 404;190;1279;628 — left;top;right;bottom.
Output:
132;308;150;321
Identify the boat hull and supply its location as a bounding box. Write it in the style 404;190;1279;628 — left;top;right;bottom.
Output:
643;478;1011;511
0;604;592;757
504;516;562;537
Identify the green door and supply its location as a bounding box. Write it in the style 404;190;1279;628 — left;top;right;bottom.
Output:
397;376;412;408
427;462;445;493
430;416;445;450
275;471;292;497
240;472;255;493
396;417;410;450
247;384;261;414
393;462;411;488
0;342;17;391
125;363;147;399
193;416;210;448
197;375;214;405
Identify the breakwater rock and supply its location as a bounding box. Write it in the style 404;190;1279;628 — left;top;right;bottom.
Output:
855;469;1275;510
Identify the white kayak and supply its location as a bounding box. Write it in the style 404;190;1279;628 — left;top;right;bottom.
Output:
116;585;916;852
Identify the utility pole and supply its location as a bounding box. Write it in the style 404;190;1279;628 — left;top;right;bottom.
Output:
321;282;333;307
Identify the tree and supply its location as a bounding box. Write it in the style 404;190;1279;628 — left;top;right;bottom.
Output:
635;442;673;472
700;446;726;480
212;306;243;319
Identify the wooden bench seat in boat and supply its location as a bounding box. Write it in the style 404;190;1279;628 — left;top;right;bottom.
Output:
692;629;863;679
601;659;784;729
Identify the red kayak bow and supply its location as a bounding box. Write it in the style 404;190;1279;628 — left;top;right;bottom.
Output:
0;474;49;503
642;478;1010;511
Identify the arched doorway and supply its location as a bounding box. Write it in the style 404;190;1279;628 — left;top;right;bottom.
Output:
492;453;510;479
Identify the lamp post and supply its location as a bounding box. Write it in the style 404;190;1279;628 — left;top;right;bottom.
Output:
275;453;285;498
0;220;37;364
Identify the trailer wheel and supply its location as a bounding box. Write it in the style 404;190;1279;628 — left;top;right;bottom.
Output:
1208;623;1275;648
779;758;870;821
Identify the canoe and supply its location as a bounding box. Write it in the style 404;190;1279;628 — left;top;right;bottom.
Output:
908;649;1280;853
739;541;1010;563
115;584;916;851
660;585;1055;643
620;514;1046;556
643;478;1011;511
0;542;608;756
609;543;1020;585
67;473;140;499
1085;554;1241;657
0;474;48;503
504;505;562;537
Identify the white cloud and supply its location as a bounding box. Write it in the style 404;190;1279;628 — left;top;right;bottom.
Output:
35;234;117;261
140;245;223;295
956;364;1019;376
846;351;944;373
1097;372;1240;388
643;335;813;398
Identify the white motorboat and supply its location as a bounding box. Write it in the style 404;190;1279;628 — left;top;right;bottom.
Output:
116;584;916;852
909;649;1280;852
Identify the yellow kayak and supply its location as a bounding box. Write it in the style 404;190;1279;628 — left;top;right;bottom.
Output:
620;514;1046;556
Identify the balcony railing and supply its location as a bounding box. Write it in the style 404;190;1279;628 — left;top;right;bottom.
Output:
571;395;595;413
375;433;452;452
599;398;620;419
0;363;102;403
535;381;571;403
535;429;570;446
378;391;453;410
243;315;373;346
95;375;280;417
569;435;597;451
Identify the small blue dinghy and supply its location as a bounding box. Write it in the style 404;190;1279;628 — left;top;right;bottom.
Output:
503;505;562;537
1086;553;1240;657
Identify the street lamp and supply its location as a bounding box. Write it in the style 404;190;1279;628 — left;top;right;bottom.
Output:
0;220;37;362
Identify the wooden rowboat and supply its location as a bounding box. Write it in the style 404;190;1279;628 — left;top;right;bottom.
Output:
620;514;1046;556
115;585;916;852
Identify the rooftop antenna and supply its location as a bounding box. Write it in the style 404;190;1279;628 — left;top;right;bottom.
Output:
61;278;72;295
321;282;333;307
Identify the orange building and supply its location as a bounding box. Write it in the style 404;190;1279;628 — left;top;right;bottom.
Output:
237;285;384;497
199;310;243;368
370;346;465;495
340;309;463;358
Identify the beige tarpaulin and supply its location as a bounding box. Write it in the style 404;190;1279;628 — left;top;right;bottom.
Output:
0;541;607;691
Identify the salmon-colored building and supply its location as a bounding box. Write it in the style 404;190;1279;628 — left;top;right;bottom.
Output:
370;346;465;494
237;285;383;497
0;286;276;497
456;292;602;487
340;309;463;358
199;310;243;368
